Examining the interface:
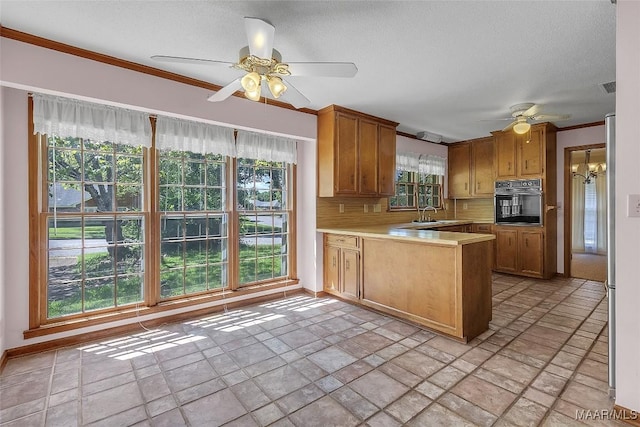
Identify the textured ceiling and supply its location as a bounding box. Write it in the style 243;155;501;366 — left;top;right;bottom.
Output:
0;1;616;142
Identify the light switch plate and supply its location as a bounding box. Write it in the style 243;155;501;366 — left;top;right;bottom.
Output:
627;194;640;217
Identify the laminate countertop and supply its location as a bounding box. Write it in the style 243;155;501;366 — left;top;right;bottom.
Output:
317;221;495;247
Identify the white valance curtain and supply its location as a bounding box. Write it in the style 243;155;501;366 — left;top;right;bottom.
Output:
396;152;446;176
420;155;446;176
396;152;420;173
32;93;151;147
236;130;297;164
155;116;236;157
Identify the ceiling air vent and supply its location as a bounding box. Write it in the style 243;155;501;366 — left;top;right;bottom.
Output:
601;81;616;94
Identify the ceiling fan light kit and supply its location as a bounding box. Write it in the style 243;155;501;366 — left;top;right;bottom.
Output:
512;117;531;135
499;102;570;134
151;17;357;109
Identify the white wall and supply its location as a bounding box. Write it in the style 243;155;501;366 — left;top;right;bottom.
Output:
0;80;5;357
0;38;318;351
555;125;606;274
614;0;640;413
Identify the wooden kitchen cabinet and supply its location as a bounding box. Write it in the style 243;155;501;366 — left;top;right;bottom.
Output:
494;226;549;278
495;229;518;272
317;105;398;197
323;234;361;301
472;137;495;196
448;137;494;198
493;123;551;179
519;230;543;275
448;142;471;198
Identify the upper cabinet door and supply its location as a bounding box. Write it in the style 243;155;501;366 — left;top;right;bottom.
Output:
495;132;517;179
317;105;398;198
472;137;494;196
519;127;543;176
448;142;471;198
377;124;397;196
335;113;359;195
358;118;379;196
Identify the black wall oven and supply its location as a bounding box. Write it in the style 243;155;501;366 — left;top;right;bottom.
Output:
494;179;543;226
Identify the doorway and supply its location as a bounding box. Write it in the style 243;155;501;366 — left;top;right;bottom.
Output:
564;144;607;281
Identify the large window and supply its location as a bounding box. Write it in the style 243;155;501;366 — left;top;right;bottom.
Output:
158;151;228;298
46;136;145;319
389;170;442;210
236;158;289;285
30;96;297;331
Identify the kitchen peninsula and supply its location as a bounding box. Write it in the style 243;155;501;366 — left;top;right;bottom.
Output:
318;223;495;342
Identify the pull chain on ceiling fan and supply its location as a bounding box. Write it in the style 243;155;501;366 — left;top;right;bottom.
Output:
151;17;358;109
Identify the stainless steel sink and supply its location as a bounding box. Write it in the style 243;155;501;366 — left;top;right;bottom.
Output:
412;219;438;224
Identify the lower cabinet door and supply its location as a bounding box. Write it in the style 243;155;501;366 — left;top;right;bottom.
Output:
495;230;518;272
519;231;544;276
341;249;360;301
324;245;340;293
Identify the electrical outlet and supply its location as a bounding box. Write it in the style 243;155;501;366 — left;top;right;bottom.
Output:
628;194;640;217
339;203;344;213
364;204;368;213
463;202;468;210
373;204;381;213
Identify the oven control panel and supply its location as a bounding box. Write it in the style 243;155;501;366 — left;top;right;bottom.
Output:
494;179;541;190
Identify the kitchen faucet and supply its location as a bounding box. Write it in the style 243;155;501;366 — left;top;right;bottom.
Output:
421;206;438;222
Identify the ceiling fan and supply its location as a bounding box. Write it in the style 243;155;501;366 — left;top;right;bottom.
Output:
151;17;358;109
497;103;571;134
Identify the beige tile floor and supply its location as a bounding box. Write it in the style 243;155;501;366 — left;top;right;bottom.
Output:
0;273;630;426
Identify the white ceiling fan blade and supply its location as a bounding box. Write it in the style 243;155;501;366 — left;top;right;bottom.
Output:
533;113;571;121
151;55;234;68
523;104;542;118
287;62;358;77
502;120;518;132
244;17;275;59
481;117;517;122
279;79;310;109
207;78;243;102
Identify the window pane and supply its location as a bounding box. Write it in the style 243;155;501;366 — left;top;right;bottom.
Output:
117;155;142;183
116;185;142;211
159;186;182;212
184;161;205;186
159;213;228;298
183;187;205;211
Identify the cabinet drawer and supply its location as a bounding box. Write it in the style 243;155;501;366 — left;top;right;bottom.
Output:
326;234;359;248
473;224;493;233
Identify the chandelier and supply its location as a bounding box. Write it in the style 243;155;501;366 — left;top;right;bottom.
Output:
572;150;605;184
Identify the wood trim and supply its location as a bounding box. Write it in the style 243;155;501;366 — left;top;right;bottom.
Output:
302;288;328;298
28;96;41;330
0;350;8;373
9;289;305;360
612;405;640;426
396;131;419;140
563;143;606;277
148;117;159;306
558;121;605;132
229;157;239;291
23;280;300;339
289;164;298;280
0;26;317;116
